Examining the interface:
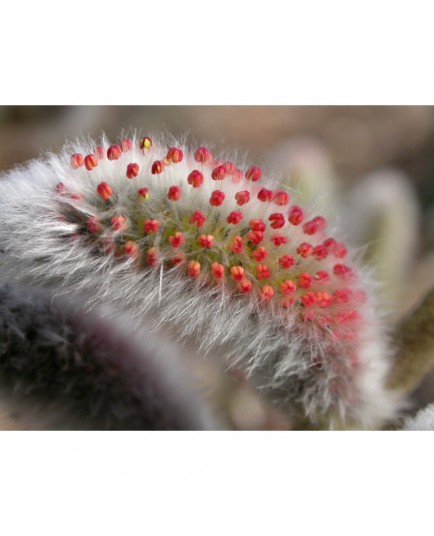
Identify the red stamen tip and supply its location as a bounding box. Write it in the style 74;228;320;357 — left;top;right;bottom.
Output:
97;182;113;200
121;138;133;152
111;215;127;232
107;145;122;160
246;166;262;182
235;190;250;206
167;185;181;201
209;190;225;206
227;211;244;225
187;170;204;188
84;154;98;171
168;232;184;248
151;160;165;174
259;284;274;301
167;147;183;163
199;234;214;248
288;206;304;225
194;147;212;163
211;165;226;181
187;260;201;278
257;188;273;202
126;163;140;179
269;213;285;229
143;219;160;233
87;216;101;234
190;210;206;228
211;262;225;279
274;190;290;206
71;153;84;169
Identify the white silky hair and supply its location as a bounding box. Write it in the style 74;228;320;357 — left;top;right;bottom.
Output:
0;132;403;429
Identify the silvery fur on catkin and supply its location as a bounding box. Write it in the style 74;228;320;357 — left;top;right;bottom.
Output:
0;133;403;429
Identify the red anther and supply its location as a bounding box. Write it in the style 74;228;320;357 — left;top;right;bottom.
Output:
111;215;127;232
137;187;150;200
281;296;296;308
315;270;330;283
167;147;183;163
211;165;226;181
211;262;225;279
187;260;201;278
146;247;159;267
323;238;338;252
269;213;285;229
121;138;133;152
84;154;98;171
56;182;67;194
237;278;253;294
209;190;225;206
297;272;313;289
256;264;271;280
231;168;243;183
97;181;113;200
223;161;235;175
333;263;353;278
288;206;304;225
230;236;243;254
249;219;266;232
107;145;122;160
303;216;326;235
194;147;212;163
252;246;267;262
271;234;287;246
235;190;250;206
124;241;139;259
230;265;245;281
245;166;262;182
187;170;204;188
96;146;105;160
227;211;244;225
167;185;181;201
257;188;273;202
334;243;347;259
71;153;84;168
333;288;352;303
279;280;297;295
170;252;185;266
190;210;206;228
312;245;328;260
140;136;152;150
168;232;184;248
301;292;317;307
70;193;83;201
143;219;160;233
274;190;290;206
297;242;314;258
86;216;101;234
199;234;214;248
151;160;164;174
246;230;264;245
259;284;274;301
123;162;139;179
278;254;295;269
316;292;332;308
301;311;316;322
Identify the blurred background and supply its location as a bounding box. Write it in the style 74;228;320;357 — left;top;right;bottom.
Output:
1;105;434;429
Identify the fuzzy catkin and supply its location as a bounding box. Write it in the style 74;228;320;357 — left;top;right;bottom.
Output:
0;284;219;430
0;133;401;429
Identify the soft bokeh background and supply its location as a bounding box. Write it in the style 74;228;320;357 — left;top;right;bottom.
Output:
1;105;434;429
